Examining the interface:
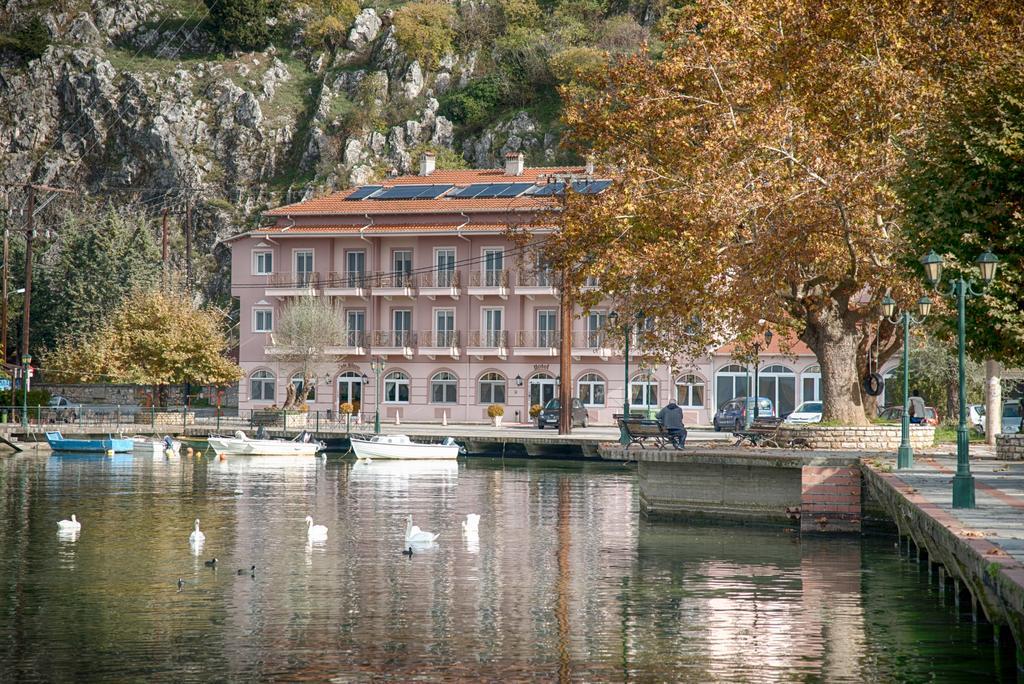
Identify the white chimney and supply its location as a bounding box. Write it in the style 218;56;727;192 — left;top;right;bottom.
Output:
504;151;524;176
420;151;436;176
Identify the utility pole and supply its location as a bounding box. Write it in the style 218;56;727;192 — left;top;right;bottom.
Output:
184;201;192;291
161;207;169;290
558;266;573;435
1;205;8;365
22;184;34;364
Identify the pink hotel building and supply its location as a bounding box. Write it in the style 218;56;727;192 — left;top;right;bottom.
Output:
229;152;855;425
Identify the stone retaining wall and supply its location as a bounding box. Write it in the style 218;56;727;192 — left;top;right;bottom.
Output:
778;425;934;451
995;434;1024;461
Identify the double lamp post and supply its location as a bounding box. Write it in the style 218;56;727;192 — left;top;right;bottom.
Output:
887;249;997;509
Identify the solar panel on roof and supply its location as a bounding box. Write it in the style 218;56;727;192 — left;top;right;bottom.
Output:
492;182;535;197
451;184;490;198
344;185;383;200
582;180;612;194
373;184;453;200
531;182;565;196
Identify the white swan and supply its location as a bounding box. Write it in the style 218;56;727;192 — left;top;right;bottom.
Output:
305;515;328;542
57;514;81;531
462;513;480;534
189;519;205;545
405;515;439;544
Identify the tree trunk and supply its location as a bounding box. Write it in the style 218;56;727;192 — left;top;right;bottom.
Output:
801;307;872;425
300;369;313;408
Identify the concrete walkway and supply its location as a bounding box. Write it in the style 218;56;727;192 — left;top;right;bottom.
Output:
862;454;1024;650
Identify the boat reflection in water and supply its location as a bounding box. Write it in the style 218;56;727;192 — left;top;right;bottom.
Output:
349;458;459;492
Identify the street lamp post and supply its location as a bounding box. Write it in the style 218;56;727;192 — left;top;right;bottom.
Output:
609;310;636;445
21;353;31;427
881;294;932;469
369;358;386;435
748;329;773;427
919;249;998;508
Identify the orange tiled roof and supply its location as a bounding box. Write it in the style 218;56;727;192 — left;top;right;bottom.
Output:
264;166;595;217
251;223;555;236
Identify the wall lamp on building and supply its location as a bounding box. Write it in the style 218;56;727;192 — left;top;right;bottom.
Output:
515;375;523;387
919;248;998;509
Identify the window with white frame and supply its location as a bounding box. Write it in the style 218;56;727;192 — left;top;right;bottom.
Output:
253;250;273;275
715;364;749;408
250;370;276;402
383;371;410;403
478;372;506;404
430;371;458;404
253;308;273;333
578;373;606;407
675;374;705;407
630;374;659;407
802;364;822;403
291;372;316;402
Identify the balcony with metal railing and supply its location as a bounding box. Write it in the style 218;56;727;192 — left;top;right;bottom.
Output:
510;330;559;357
513;269;559;298
572;330;614;358
418;329;460;359
323;271;370;298
418;269;461;299
467;269;510;299
265;272;319;297
466;330;509;358
324;330;368;355
371;272;416;299
370;330;416;358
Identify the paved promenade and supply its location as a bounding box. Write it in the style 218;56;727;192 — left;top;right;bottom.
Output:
862;453;1024;651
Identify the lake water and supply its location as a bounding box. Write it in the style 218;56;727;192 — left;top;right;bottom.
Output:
0;451;1013;681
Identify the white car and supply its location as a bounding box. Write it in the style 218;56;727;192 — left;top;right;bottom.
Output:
784;401;823;425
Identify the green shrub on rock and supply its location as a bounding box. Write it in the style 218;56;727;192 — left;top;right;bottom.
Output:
204;0;273;52
393;1;456;68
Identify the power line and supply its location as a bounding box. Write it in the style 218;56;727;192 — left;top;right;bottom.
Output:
23;0;222;213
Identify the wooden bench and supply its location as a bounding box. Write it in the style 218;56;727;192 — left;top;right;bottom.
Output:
733;417;809;448
617;418;672;449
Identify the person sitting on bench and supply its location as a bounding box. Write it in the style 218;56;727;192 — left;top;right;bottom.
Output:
656;400;687;449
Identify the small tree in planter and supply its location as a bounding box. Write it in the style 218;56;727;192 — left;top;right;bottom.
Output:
272;296;347;410
487;403;505;427
340;402;354;433
529;403;543;420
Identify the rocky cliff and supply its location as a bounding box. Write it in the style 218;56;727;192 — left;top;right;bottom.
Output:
0;0;649;306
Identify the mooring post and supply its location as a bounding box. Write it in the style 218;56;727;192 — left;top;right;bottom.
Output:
954;578;962;615
971;594;978;623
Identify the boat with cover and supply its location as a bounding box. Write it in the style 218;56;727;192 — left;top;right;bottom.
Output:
132;435;182;456
350;434;462;460
208;430;324;457
45;431;133;453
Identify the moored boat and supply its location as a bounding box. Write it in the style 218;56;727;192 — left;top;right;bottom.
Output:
45;431;133;453
350;434;461;460
132;436;181;456
208;430;324;457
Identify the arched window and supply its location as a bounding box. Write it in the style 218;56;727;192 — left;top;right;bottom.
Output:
291;372;315;401
250;370;276;402
384;371;410;403
430;371;458;404
479;372;506;404
675;374;705;408
578;373;606;407
802;364;821;403
715;364;749;408
337;370;362;410
630;372;658;407
529;372;556;407
758;365;796;416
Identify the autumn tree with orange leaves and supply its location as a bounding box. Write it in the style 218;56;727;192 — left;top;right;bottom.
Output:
555;0;1024;424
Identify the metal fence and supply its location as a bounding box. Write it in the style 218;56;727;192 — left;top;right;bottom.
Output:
0;405;376;435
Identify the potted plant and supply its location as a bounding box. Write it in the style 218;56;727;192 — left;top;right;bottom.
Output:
487;403;505;427
340;402;354;432
529;403;543;420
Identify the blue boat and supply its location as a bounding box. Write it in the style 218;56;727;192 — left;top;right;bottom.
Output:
44;431;134;453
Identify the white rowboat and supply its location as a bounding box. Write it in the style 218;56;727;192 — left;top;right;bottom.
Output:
132;436;181;456
350;434;461;460
208;430;324;457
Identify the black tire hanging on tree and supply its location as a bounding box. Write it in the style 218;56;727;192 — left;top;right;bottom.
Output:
862;373;885;397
